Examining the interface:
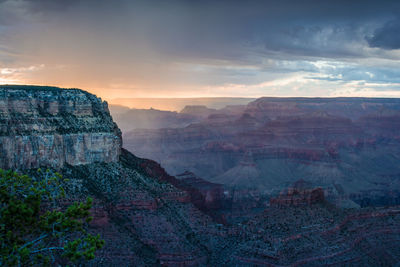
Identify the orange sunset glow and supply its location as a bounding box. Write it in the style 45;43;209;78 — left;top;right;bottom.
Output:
1;0;400;107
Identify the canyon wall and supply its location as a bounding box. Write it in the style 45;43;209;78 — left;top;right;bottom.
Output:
122;97;400;207
0;85;121;169
2;85;400;266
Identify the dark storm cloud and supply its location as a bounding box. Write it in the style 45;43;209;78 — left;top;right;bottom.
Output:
3;0;400;61
110;0;400;61
367;19;400;49
23;0;81;11
1;0;400;97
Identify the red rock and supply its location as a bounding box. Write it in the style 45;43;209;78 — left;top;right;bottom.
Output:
270;179;325;207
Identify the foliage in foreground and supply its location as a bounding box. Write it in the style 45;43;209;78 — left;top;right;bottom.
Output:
0;169;104;266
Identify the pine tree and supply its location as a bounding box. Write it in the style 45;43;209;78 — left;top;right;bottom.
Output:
0;169;104;266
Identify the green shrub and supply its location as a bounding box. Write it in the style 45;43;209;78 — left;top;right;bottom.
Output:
0;169;104;266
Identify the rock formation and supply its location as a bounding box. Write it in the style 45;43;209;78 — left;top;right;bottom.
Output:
122;97;400;207
270;179;325;207
0;85;121;169
180;105;217;118
176;171;225;211
0;85;218;266
3;85;400;266
109;105;201;133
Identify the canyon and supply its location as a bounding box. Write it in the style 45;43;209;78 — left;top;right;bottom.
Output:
109;97;255;112
121;97;400;208
1;85;400;266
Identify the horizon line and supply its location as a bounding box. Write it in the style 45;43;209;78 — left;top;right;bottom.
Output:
3;84;400;100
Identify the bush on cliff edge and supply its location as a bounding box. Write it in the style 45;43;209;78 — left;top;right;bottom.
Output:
0;169;104;266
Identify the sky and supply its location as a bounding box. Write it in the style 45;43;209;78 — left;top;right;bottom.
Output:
1;0;400;100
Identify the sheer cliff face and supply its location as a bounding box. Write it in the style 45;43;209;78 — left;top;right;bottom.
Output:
2;86;400;266
0;86;219;265
0;86;122;169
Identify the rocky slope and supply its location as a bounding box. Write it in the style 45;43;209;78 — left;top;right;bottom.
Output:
0;85;221;266
225;204;400;266
123;97;400;207
62;149;221;266
2;85;400;266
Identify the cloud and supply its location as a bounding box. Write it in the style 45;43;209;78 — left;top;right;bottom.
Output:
0;0;400;99
22;0;81;12
367;19;400;49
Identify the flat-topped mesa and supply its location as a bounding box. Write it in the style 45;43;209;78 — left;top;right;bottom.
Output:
0;85;122;169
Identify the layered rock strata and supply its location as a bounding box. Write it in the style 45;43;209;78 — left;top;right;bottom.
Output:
122;97;400;207
3;86;400;266
0;85;121;169
270;179;325;207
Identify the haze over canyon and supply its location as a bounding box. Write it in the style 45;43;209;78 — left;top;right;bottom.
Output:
2;0;400;266
1;85;400;266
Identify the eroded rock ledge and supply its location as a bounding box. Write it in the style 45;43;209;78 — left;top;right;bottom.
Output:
0;85;121;169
